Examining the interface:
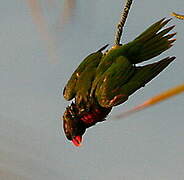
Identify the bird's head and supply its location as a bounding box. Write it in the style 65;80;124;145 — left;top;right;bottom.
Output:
63;102;86;147
63;101;112;146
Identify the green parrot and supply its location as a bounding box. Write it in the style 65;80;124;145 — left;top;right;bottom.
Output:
62;18;176;146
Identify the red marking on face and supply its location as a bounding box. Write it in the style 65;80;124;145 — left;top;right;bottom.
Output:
80;107;110;126
72;136;82;147
87;115;92;119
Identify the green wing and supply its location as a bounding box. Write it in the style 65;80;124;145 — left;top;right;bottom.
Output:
94;56;134;107
96;56;175;108
63;45;107;101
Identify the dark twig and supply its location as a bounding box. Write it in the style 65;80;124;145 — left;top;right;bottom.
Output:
114;0;134;45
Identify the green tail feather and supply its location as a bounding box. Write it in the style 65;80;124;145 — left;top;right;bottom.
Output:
122;56;176;96
122;18;176;64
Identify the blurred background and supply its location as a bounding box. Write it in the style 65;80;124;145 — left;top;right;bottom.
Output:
0;0;184;179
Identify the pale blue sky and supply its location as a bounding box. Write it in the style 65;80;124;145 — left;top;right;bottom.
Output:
0;0;184;179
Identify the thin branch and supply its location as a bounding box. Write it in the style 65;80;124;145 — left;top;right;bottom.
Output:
114;0;134;45
114;84;184;119
171;12;184;20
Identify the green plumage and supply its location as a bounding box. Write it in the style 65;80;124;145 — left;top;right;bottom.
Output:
63;50;103;101
63;18;176;109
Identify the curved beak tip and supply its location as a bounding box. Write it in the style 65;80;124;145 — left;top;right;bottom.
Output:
71;136;82;147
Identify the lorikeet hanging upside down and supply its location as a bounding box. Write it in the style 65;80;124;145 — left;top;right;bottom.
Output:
62;18;176;147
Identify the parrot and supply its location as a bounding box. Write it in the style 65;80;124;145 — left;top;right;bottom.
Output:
62;18;176;147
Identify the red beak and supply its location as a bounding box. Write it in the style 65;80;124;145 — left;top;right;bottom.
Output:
72;136;82;147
